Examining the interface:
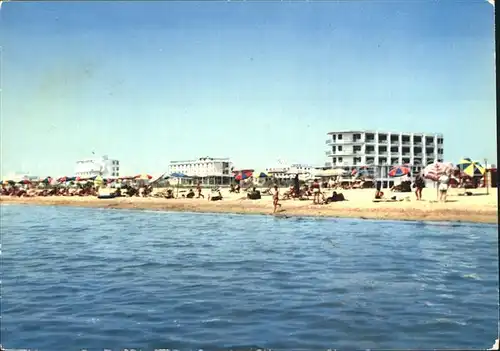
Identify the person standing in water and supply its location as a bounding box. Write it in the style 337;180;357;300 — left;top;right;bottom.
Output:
272;185;281;213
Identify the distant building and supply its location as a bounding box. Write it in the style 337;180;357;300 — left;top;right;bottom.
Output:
75;155;120;178
266;162;319;180
168;156;233;185
3;172;39;181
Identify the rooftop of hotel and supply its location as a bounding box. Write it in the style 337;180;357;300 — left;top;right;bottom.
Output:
327;130;444;136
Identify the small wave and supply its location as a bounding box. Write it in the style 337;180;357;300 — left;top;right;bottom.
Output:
462;273;481;280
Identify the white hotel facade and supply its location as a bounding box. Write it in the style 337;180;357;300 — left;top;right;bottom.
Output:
325;130;444;181
168;156;233;185
75;155;120;178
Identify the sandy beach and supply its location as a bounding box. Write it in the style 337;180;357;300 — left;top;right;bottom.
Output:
1;187;497;224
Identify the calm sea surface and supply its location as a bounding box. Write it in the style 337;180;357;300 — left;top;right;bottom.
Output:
1;205;498;350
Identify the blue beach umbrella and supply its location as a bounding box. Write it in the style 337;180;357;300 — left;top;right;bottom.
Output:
169;172;188;178
168;173;190;197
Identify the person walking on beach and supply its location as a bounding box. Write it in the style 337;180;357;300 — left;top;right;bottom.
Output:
414;172;425;200
196;182;204;199
272;185;281;213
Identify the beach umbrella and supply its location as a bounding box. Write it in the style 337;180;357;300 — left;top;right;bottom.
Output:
40;177;52;184
388;166;410;177
94;175;104;188
457;158;485;178
57;176;76;183
168;172;189;197
17;179;32;185
235;171;252;181
423;161;454;181
135;174;153;180
253;171;269;178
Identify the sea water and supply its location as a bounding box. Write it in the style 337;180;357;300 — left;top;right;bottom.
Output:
1;205;498;350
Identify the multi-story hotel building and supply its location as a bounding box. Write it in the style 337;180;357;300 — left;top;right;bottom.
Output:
75;155;120;178
168;156;233;185
325;130;444;181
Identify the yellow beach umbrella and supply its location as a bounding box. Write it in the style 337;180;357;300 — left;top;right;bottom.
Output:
457;158;485;177
253;171;269;178
94;175;104;187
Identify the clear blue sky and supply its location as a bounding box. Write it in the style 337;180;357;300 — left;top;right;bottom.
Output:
1;1;496;177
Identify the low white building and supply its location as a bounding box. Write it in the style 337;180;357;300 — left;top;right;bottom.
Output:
75;155;120;178
168;156;233;185
266;162;320;181
3;172;39;181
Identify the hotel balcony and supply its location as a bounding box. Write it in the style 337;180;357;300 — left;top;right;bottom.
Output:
378;139;388;144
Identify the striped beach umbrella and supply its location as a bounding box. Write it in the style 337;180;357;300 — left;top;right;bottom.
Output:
457;158;485;178
423;161;454;181
388;166;410;177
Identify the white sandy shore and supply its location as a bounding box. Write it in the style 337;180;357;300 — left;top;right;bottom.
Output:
1;187;497;224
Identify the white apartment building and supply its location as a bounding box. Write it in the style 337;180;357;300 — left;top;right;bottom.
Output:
75;155;120;178
325;130;444;181
168;156;233;180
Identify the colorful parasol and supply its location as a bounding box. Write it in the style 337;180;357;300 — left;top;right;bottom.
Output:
423;162;454;181
235;171;252;181
135;174;153;180
388;166;410;177
253;171;269;178
457;158;485;178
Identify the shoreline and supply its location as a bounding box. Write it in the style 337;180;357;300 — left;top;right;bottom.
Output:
1;191;497;224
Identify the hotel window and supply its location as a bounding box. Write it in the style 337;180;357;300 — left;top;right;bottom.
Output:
338;157;343;162
338;134;343;140
338;146;343;151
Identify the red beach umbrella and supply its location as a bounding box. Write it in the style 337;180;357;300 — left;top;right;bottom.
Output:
388;166;411;177
235;171;252;181
134;174;153;180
